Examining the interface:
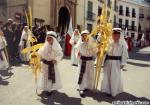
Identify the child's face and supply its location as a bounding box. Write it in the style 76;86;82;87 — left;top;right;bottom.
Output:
74;31;79;35
47;36;54;45
112;33;120;42
82;34;88;42
24;27;28;32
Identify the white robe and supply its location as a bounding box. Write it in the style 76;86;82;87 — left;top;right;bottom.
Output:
101;42;128;97
19;30;31;62
37;41;63;92
0;36;9;70
76;41;97;90
69;35;80;65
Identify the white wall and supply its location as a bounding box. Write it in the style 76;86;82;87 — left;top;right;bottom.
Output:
32;0;50;24
6;0;27;21
0;6;7;22
76;0;85;30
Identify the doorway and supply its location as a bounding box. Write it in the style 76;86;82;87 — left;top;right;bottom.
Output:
58;6;70;34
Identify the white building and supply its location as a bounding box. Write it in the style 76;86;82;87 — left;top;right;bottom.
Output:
76;0;118;32
117;0;139;40
138;1;150;40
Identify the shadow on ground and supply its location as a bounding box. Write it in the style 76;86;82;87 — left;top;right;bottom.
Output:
0;76;9;85
0;67;14;86
85;91;150;104
37;90;150;105
10;62;22;67
38;91;83;105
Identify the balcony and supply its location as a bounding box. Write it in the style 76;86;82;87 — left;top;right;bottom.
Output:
126;12;130;17
118;24;126;30
119;24;122;28
122;25;137;31
107;1;111;8
114;23;138;31
146;28;150;33
114;5;118;12
127;25;132;30
139;14;144;18
113;22;119;27
87;11;96;21
138;25;142;32
147;16;150;20
131;26;137;31
132;13;136;18
119;10;124;15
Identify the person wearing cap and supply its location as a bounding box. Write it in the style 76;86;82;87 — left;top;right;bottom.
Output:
76;30;98;97
101;28;128;97
7;18;13;24
19;26;32;63
37;31;63;96
69;29;81;66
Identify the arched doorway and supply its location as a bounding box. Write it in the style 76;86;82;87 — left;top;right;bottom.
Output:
58;6;70;33
58;6;72;56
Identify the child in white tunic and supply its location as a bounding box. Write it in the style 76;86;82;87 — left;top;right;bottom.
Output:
0;31;9;70
76;30;98;97
19;26;32;62
37;31;63;96
101;28;128;97
70;29;80;66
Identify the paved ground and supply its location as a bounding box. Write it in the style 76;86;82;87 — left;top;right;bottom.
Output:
0;47;150;105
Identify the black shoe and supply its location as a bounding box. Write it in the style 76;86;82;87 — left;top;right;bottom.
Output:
45;91;53;96
84;89;90;92
106;93;112;97
72;64;78;66
79;90;85;98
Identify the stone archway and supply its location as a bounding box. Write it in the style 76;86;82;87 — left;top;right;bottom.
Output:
50;0;77;30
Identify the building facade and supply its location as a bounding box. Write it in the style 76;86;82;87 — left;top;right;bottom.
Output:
117;0;139;40
49;0;77;31
0;0;28;23
76;0;118;32
0;0;77;32
0;0;150;39
138;1;150;40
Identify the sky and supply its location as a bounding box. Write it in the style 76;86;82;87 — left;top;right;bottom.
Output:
137;0;144;1
132;0;144;2
131;0;146;3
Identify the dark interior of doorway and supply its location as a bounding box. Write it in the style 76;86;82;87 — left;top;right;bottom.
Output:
58;6;70;34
